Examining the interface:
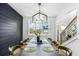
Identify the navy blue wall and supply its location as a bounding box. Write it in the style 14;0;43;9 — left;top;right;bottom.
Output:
0;3;23;56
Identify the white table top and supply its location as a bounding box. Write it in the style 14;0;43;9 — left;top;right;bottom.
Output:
20;37;58;56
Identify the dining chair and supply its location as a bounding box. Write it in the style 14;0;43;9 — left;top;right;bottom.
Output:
51;41;60;50
58;46;72;56
9;45;22;56
20;38;30;45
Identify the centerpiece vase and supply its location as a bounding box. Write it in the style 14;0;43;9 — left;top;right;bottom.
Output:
37;35;42;44
37;36;40;43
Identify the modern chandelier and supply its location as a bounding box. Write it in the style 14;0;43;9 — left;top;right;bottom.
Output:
32;3;48;23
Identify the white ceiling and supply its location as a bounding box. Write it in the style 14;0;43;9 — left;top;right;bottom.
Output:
9;3;73;17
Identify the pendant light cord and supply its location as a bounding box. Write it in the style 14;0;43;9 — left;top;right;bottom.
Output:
38;3;41;20
38;3;41;12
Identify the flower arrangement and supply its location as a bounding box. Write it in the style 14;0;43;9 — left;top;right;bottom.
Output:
34;29;42;36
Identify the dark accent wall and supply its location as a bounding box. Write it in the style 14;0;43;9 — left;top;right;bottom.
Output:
0;3;23;56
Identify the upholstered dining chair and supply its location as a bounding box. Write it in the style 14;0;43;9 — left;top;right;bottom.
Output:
20;38;30;45
58;46;72;56
9;45;22;56
51;41;60;50
48;38;53;42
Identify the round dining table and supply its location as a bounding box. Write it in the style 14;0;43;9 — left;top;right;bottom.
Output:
20;37;58;56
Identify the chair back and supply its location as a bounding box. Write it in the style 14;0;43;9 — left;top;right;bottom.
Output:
9;45;22;56
58;46;72;56
20;38;29;45
51;41;60;47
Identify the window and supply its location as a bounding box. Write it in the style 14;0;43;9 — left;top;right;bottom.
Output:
29;14;48;35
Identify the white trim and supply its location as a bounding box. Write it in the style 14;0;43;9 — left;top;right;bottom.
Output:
61;34;77;46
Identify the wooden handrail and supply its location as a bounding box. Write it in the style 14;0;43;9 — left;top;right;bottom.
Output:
60;16;77;35
60;16;77;44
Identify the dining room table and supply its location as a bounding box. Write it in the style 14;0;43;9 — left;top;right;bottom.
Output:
20;37;59;56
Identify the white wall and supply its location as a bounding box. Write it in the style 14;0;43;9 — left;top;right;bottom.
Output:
63;38;78;56
48;16;56;40
64;5;79;56
23;16;56;40
56;4;79;56
23;16;29;39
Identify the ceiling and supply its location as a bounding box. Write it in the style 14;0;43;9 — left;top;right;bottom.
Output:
9;3;74;17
